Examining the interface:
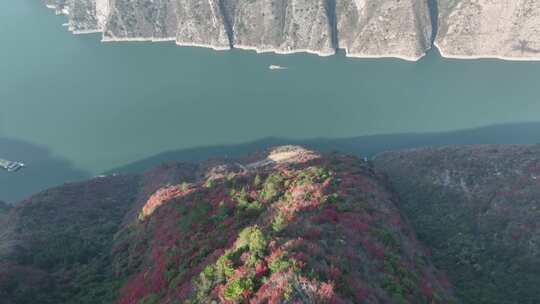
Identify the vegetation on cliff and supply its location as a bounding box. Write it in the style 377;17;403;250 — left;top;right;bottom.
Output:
0;147;456;303
375;145;540;304
113;148;455;303
0;176;140;304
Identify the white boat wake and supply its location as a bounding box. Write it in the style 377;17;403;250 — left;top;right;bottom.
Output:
269;65;288;70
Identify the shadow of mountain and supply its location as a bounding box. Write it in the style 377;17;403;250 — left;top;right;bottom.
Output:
0;138;91;203
109;122;540;174
3;122;539;203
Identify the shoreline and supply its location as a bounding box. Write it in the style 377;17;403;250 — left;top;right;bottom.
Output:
233;44;336;57
434;42;540;62
59;27;540;62
175;41;231;51
44;1;540;63
101;36;176;42
341;46;426;62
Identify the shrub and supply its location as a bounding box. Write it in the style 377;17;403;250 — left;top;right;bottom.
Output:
215;253;235;281
269;253;297;274
261;173;285;202
253;174;262;188
236;226;267;258
298;167;332;184
272;212;287;233
138;293;160;304
223;278;253;301
193;265;217;301
177;201;211;231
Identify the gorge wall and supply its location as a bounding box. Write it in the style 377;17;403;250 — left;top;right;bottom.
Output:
42;0;540;61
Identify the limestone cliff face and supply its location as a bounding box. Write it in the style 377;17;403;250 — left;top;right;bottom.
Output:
436;0;540;59
335;0;432;60
103;0;178;40
44;0;434;60
175;0;230;50
42;0;540;61
226;0;335;56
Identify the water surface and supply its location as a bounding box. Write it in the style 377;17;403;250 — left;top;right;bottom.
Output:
2;0;540;202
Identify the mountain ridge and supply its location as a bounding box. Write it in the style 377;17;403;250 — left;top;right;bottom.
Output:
0;146;457;303
2;144;540;303
375;144;540;303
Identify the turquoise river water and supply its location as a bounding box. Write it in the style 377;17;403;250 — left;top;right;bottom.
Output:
1;0;540;202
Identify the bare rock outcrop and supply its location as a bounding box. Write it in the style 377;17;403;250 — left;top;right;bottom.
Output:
436;0;540;60
42;0;540;61
336;0;433;60
43;0;434;60
226;0;335;56
175;0;231;50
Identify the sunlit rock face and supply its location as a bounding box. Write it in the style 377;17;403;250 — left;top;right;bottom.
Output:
436;0;540;60
42;0;540;60
224;0;336;56
335;0;433;60
175;0;231;50
103;0;179;41
42;0;434;60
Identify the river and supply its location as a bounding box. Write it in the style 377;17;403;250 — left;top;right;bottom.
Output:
1;0;540;202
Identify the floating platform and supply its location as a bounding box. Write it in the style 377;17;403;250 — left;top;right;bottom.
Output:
0;159;25;172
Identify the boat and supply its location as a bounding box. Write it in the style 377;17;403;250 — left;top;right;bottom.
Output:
269;65;287;70
0;159;25;172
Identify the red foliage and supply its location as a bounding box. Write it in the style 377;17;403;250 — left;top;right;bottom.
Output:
255;261;269;278
250;272;293;304
304;227;322;240
318;282;336;300
420;279;434;299
113;152;455;304
527;163;540;174
437;272;452;289
362;239;385;260
117;272;152;304
328;266;341;282
350;220;370;233
390;214;402;228
141;185;194;218
315;207;339;223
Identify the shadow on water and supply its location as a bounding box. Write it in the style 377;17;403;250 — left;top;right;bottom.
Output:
3;122;540;204
0;138;90;203
110;122;540;174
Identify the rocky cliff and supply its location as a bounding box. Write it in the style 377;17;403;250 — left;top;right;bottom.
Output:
436;0;540;60
43;0;433;60
42;0;540;61
375;145;540;303
0;146;456;303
